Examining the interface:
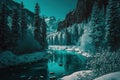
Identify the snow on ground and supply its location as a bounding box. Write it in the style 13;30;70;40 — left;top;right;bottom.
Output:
0;51;47;68
0;51;19;67
94;72;120;80
49;45;91;57
61;70;92;80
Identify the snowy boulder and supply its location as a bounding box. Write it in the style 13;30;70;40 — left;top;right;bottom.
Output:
66;48;74;51
74;48;80;52
61;70;92;80
0;51;19;68
94;72;120;80
80;52;91;57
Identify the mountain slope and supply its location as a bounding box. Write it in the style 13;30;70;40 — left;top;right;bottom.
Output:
57;0;108;31
0;0;34;27
45;16;60;34
0;0;47;54
47;0;120;52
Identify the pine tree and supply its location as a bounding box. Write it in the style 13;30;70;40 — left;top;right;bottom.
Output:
20;2;27;39
106;0;120;51
74;25;79;43
34;3;42;46
41;17;47;49
65;29;71;45
11;9;20;48
0;3;10;51
90;1;105;52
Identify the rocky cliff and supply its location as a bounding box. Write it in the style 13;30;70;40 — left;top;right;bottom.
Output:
48;0;120;52
57;0;108;31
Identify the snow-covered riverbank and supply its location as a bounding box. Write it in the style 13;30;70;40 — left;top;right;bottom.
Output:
0;51;47;68
61;71;120;80
94;72;120;80
61;70;93;80
49;45;91;57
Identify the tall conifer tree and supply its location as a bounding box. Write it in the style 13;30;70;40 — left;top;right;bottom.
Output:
34;3;42;46
41;17;47;49
106;0;120;51
11;9;20;48
20;2;27;39
0;3;10;50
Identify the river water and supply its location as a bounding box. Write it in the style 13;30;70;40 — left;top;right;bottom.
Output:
47;50;87;79
0;50;87;80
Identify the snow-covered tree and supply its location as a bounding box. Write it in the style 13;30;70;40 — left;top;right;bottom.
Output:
87;49;120;77
106;0;120;51
72;25;79;44
65;29;71;45
54;34;59;45
90;1;105;52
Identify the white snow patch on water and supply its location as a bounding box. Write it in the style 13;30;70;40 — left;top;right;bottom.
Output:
49;46;91;57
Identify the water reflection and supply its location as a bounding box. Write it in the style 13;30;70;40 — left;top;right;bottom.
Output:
48;50;86;78
0;59;48;80
0;51;86;80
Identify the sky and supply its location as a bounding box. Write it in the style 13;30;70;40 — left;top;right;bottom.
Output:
13;0;77;19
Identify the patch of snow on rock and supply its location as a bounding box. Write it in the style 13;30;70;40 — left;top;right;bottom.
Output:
61;70;92;80
94;72;120;80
